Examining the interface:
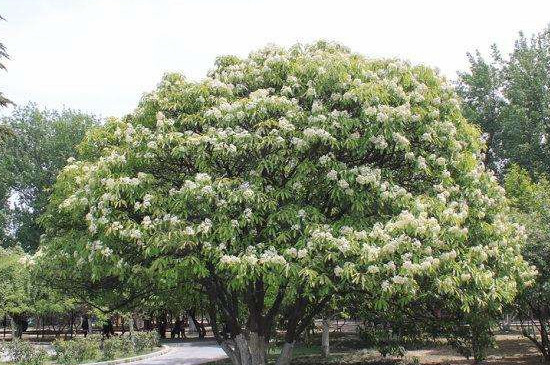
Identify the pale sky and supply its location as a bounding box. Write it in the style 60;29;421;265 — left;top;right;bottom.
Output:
1;0;550;118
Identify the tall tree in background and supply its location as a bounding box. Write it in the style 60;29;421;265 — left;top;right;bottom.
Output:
504;166;550;361
458;26;550;361
0;104;98;251
1;14;13;141
0;14;12;107
456;47;504;172
457;26;550;177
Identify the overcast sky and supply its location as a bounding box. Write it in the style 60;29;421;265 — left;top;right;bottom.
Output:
1;0;550;118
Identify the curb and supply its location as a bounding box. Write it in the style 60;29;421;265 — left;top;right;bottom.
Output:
79;345;172;365
202;356;229;364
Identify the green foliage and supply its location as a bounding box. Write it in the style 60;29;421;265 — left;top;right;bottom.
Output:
53;332;159;364
0;246;34;318
457;24;550;361
444;312;496;363
358;326;405;358
0;103;98;251
0;15;12;107
0;246;74;336
54;335;102;365
504;165;550;360
457;26;550;177
455;47;503;172
132;330;160;353
0;340;48;365
102;335;134;360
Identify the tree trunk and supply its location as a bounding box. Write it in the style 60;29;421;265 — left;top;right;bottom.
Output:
235;334;252;365
219;340;239;364
188;313;197;333
275;342;295;365
156;314;167;338
9;314;27;339
69;312;74;338
9;315;18;339
189;311;206;338
127;315;135;337
322;318;330;357
249;332;266;365
219;333;269;365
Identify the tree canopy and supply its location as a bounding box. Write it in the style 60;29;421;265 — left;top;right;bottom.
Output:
40;41;535;365
0;15;11;108
457;26;550;177
504;166;550;360
0;246;74;338
0;104;98;251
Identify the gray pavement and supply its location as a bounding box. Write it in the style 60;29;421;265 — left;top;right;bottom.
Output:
130;341;227;365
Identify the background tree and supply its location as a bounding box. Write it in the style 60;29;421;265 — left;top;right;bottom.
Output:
0;246;34;338
455;47;504;172
457;26;550;177
0;14;13;231
0;246;73;338
0;104;98;251
0;14;12;108
41;42;534;365
504;165;550;361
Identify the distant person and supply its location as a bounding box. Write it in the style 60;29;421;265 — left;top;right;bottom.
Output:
102;319;115;338
171;318;183;339
81;316;89;337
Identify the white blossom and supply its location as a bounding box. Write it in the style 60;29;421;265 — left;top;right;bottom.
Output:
370;135;388;150
327;169;338;180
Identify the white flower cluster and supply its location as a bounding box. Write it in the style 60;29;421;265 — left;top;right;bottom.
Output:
88;240;113;258
370;135;388;150
303;127;334;141
18;255;35;266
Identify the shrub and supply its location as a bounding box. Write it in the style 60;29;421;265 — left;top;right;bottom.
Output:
52;331;160;364
1;340;48;365
102;331;159;359
132;331;160;353
53;335;101;365
378;343;406;358
358;326;405;358
102;334;134;360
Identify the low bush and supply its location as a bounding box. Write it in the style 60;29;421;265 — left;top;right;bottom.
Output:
102;335;134;360
1;340;48;365
132;331;160;353
53;335;101;365
358;326;405;358
53;331;160;364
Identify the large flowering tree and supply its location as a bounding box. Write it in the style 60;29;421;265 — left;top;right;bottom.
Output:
41;42;534;365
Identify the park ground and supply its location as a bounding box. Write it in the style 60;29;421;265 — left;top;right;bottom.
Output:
1;324;541;365
206;331;541;365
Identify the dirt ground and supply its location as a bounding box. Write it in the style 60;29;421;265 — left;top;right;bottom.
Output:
406;333;542;364
291;332;543;365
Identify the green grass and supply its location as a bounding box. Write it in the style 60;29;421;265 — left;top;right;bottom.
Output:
213;344;379;365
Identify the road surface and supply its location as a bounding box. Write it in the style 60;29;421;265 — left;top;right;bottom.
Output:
131;341;227;365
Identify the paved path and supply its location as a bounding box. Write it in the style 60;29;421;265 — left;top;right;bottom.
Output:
131;341;227;365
